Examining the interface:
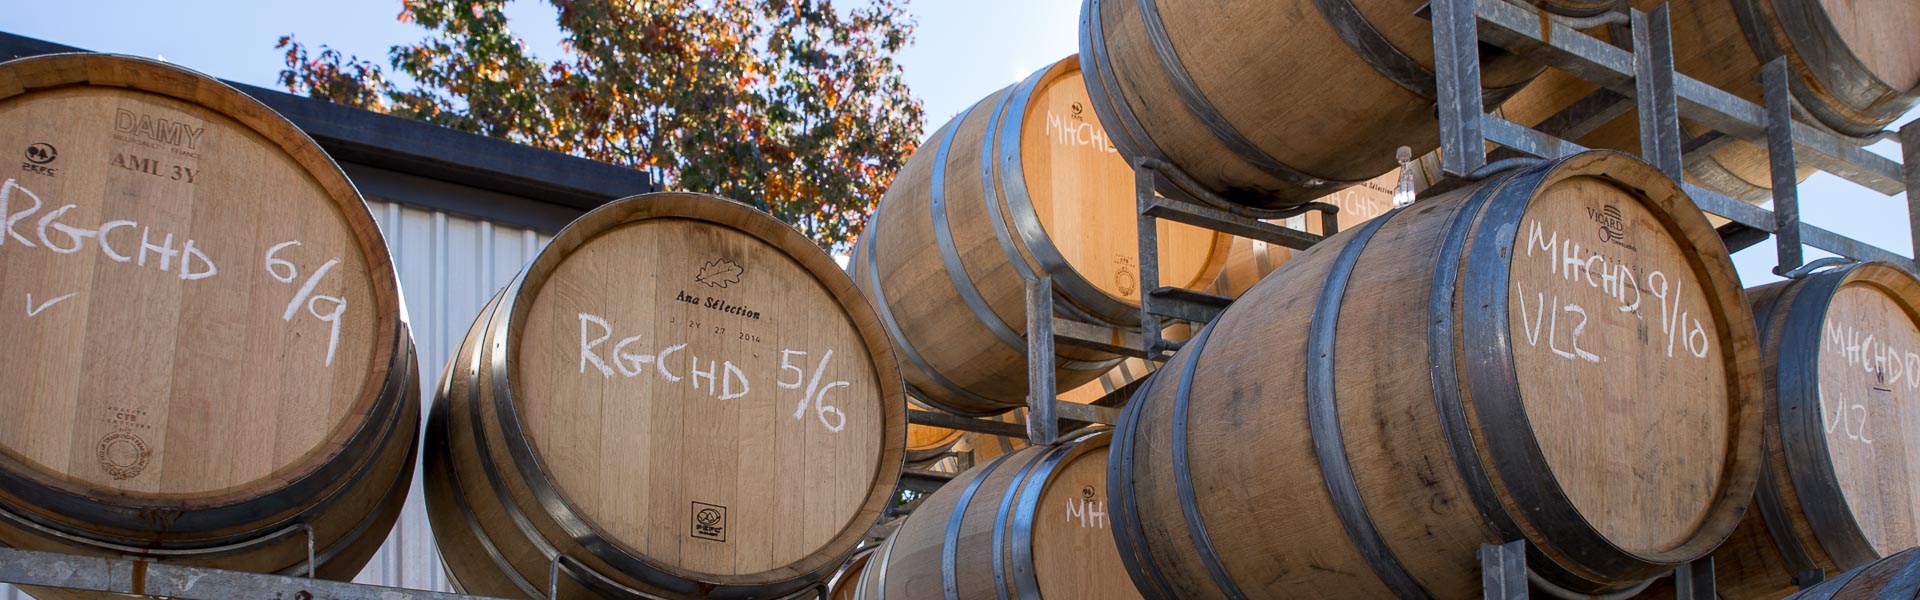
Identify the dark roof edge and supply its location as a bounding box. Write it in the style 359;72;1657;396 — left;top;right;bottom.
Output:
0;31;652;210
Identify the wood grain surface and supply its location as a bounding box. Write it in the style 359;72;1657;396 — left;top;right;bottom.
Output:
0;57;394;499
1017;67;1223;303
857;55;1224;413
857;432;1138;600
0;53;416;589
517;217;885;575
1109;151;1762;598
1822;281;1920;555
427;192;904;599
1713;263;1920;600
1507;175;1730;555
1084;0;1542;207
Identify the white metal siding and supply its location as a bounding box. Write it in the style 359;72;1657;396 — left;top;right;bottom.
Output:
0;200;554;599
355;200;553;592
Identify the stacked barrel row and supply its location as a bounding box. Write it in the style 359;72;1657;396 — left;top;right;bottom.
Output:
844;0;1920;598
0;53;917;600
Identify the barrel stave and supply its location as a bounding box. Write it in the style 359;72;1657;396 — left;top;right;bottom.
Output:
427;193;904;600
0;53;415;589
861;56;1230;414
865;433;1132;600
1112;152;1763;599
1083;0;1542;208
1714;263;1920;599
1125;218;1361;598
1334;194;1494;596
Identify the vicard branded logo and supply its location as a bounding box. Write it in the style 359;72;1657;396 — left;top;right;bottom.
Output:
691;501;727;542
1586;205;1635;251
1114;255;1137;296
20;142;57;177
113;109;204;156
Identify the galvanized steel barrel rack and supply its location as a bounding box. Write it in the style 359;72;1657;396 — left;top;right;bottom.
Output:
1425;0;1920;597
893;162;1344;462
0;546;836;600
903;0;1920;595
893;174;1343;515
1428;0;1920;276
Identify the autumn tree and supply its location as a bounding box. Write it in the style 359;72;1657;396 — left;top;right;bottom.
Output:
278;0;925;249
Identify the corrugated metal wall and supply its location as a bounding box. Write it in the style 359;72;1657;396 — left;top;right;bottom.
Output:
353;200;554;593
0;199;555;599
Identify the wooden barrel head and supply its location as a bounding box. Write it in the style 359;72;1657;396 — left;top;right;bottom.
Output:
1016;62;1222;300
1030;438;1141;599
510;194;899;580
1506;174;1732;555
1821;0;1920;94
1816;268;1920;556
0;55;398;500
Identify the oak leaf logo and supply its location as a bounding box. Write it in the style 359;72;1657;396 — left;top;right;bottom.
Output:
695;259;744;289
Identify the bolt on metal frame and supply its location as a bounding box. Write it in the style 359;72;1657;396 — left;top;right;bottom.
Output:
913;0;1920;593
1433;0;1919;596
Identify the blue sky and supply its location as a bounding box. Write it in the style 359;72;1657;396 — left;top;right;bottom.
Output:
8;0;1909;285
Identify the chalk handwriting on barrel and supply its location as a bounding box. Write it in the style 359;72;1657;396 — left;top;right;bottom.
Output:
1045;111;1119;154
264;241;347;367
0;179;217;279
578;313;850;433
1825;318;1920;391
779;349;849;433
1522;219;1710;361
1820;389;1875;445
1065;497;1108;529
1516;280;1600;363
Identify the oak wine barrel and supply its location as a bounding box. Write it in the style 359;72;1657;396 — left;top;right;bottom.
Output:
1781;547;1920;600
0;53;418;592
855;431;1138;599
424;192;906;599
1078;0;1545;209
1686;0;1920;139
828;545;879;600
1111;151;1764;597
1711;262;1920;600
1502;0;1920;203
854;55;1228;415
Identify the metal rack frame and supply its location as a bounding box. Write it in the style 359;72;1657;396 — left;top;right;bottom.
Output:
1431;0;1917;596
13;0;1913;597
1431;0;1920;275
910;0;1920;597
0;547;498;600
0;545;834;600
